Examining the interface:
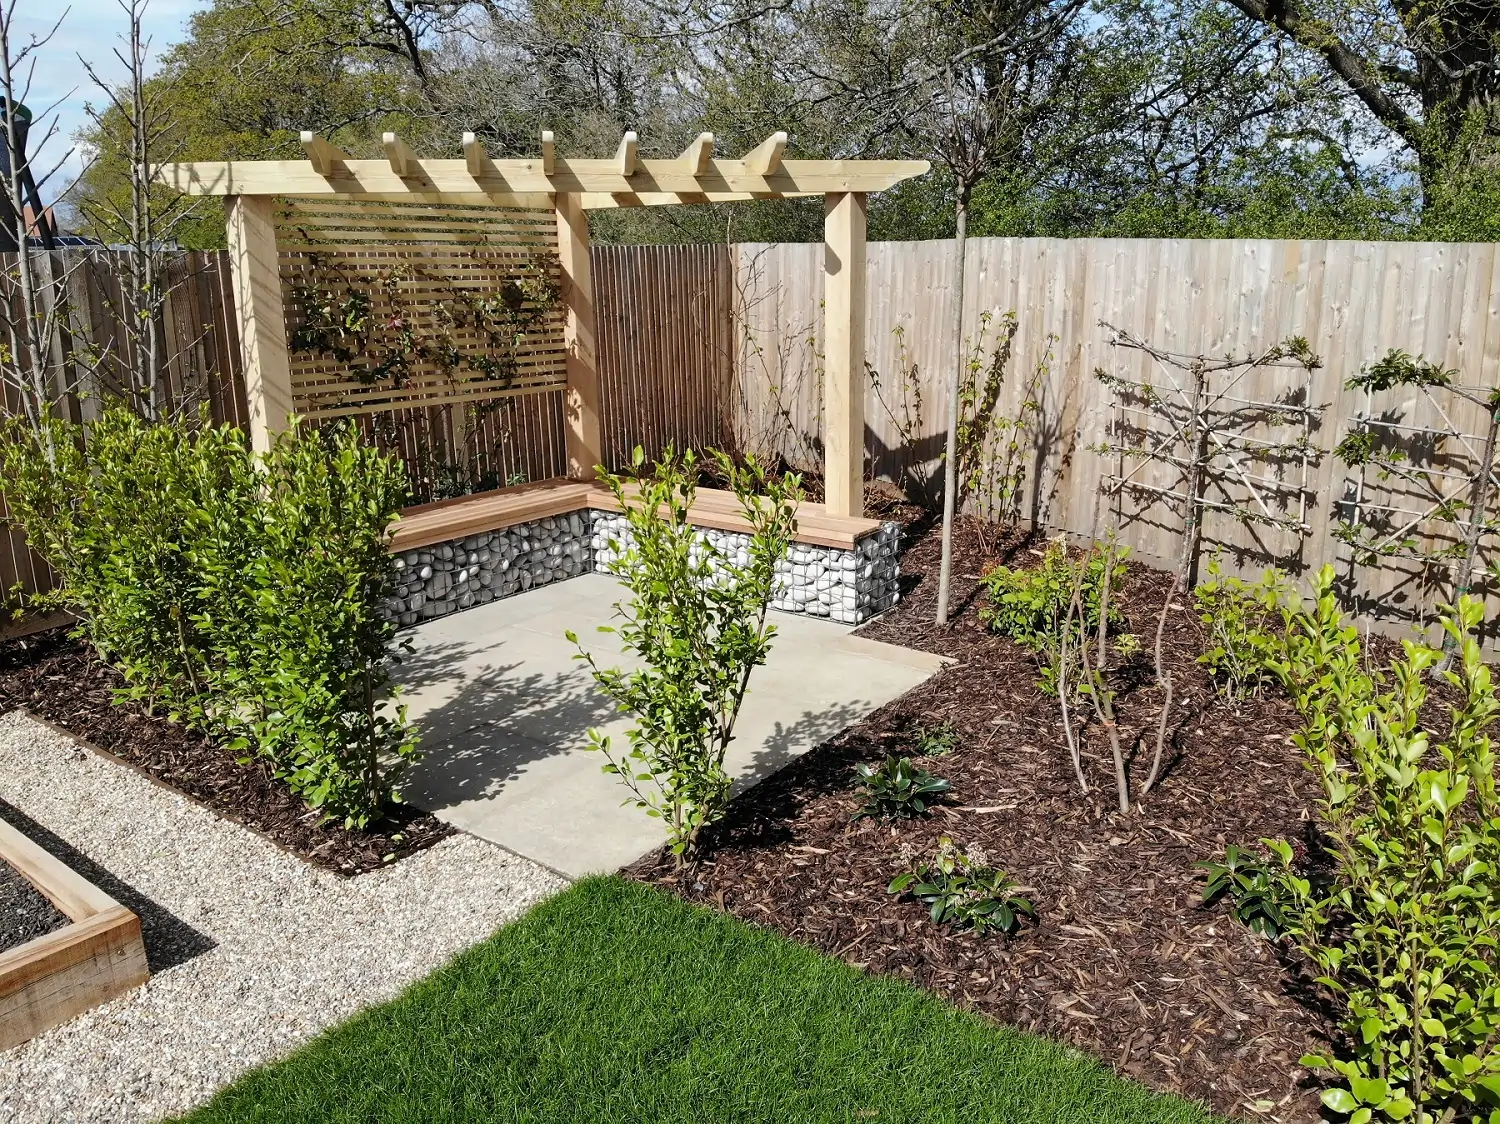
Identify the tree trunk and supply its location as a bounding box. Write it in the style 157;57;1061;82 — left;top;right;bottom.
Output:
935;191;969;626
1442;403;1500;659
1178;362;1209;590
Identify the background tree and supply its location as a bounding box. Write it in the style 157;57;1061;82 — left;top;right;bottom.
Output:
1217;0;1500;218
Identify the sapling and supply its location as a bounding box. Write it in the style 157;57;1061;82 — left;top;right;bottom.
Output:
572;446;799;864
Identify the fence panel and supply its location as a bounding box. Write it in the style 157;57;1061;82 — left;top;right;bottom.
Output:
730;236;1500;637
593;243;732;472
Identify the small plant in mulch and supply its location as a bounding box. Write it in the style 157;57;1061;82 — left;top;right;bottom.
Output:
1192;556;1294;702
888;837;1035;936
852;755;951;819
912;721;960;757
1196;841;1302;938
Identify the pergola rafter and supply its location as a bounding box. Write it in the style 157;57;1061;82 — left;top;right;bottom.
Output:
152;131;929;517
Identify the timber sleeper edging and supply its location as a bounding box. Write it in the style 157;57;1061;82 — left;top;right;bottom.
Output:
0;815;150;1049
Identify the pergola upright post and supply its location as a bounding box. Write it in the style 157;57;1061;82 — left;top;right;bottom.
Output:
555;192;603;480
224;194;293;455
823;191;867;518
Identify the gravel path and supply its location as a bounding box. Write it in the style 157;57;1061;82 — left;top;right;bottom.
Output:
0;710;568;1124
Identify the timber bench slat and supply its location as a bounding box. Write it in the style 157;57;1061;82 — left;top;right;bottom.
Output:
387;478;882;553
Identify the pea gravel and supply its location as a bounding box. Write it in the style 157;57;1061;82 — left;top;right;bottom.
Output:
0;710;567;1124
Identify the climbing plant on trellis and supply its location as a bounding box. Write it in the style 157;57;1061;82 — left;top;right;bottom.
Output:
1093;324;1325;588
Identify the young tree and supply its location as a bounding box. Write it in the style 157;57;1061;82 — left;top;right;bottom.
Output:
571;447;800;865
797;0;1089;623
0;1;84;438
78;0;205;419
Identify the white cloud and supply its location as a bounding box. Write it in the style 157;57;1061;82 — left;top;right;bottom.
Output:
15;0;204;201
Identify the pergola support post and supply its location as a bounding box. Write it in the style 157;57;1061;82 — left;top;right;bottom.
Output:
555;191;602;480
224;195;293;454
823;191;867;518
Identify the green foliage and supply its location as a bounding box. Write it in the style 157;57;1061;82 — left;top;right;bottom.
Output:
1192;557;1293;700
72;0;432;249
914;721;961;757
571;446;800;863
287;255;562;388
888;837;1035;935
1;408;416;827
1334;430;1378;469
1346;350;1456;394
980;538;1129;692
1263;568;1500;1122
1196;841;1301;938
853;755;952;820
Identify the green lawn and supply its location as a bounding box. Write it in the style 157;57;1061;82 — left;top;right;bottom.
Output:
176;876;1224;1124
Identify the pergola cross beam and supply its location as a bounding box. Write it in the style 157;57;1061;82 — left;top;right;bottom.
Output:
155;130;929;515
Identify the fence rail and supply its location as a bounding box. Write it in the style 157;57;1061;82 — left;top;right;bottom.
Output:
6;237;1500;640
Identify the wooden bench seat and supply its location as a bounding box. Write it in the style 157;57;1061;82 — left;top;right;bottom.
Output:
389;477;883;553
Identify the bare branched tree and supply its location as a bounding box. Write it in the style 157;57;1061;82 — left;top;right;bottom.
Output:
0;0;88;444
780;0;1089;623
79;0;204;420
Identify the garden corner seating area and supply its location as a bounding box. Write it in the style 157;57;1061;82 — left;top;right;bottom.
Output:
10;115;1500;1124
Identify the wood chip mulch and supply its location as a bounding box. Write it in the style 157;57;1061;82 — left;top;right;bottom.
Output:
0;630;452;876
628;510;1334;1122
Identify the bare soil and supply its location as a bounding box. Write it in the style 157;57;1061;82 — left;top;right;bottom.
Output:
629;512;1332;1123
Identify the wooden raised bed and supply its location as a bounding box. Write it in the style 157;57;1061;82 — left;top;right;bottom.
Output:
0;816;149;1048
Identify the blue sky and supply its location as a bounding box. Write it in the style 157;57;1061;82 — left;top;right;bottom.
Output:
19;0;203;199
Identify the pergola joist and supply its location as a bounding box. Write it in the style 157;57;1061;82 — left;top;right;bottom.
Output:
154;130;929;518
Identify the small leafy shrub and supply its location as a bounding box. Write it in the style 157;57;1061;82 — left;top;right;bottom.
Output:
913;721;960;757
1;408;416;827
571;446;799;864
1192;556;1294;700
980;537;1128;692
889;837;1035;935
1262;568;1500;1123
853;755;952;819
1196;841;1301;937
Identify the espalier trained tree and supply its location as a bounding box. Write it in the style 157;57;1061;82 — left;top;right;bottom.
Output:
571;446;800;864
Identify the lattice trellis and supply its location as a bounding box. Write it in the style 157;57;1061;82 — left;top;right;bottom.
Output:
276;197;566;421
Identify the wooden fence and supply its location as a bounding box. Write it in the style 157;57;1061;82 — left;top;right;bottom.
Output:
7;237;1500;639
732;237;1500;637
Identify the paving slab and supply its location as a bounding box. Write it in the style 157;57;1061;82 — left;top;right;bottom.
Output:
398;573;946;877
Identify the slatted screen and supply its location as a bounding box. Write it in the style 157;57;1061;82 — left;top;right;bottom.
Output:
275;198;567;421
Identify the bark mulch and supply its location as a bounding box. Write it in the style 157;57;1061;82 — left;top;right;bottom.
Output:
0;855;69;954
0;630;451;876
628;514;1333;1123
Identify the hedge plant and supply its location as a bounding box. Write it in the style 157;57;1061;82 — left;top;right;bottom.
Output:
1;408;417;827
1261;568;1500;1123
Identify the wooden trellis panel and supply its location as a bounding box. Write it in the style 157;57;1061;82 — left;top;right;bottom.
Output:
275;198;567;421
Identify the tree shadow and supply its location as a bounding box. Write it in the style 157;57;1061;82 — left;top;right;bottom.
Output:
394;632;620;811
0;798;216;974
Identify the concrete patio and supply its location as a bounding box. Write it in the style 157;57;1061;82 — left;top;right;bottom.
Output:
398;574;946;877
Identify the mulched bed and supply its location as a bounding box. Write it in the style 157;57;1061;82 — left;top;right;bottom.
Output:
0;630;452;876
0;856;69;954
629;513;1334;1123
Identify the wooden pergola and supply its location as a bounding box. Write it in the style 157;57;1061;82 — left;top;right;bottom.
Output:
154;130;928;518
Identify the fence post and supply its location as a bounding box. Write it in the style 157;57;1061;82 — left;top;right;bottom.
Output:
224;194;292;454
823;191;867;517
556;192;602;480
